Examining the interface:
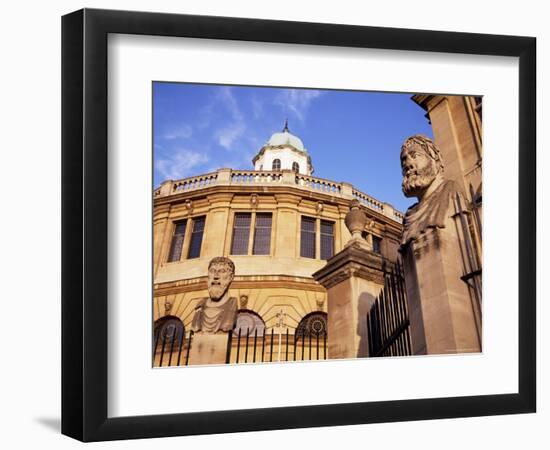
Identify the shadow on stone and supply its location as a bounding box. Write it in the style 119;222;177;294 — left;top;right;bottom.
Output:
357;291;375;357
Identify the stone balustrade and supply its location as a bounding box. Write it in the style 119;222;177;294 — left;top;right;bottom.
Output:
155;168;403;222
230;170;283;184
393;210;405;222
295;174;341;194
352;189;385;212
173;172;218;193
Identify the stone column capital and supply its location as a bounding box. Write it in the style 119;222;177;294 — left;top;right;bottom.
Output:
313;243;388;289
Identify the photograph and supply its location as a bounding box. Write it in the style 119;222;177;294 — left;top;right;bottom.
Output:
151;83;483;367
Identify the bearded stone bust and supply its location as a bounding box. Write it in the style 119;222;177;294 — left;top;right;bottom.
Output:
400;135;462;247
190;257;238;333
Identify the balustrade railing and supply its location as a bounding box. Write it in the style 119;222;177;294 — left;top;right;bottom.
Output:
230;170;282;184
173;172;218;193
352;189;385;212
295;174;341;194
155;169;402;221
394;210;405;222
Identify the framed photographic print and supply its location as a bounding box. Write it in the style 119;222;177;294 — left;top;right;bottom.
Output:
62;8;536;442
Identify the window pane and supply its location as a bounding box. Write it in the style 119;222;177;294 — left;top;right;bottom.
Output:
372;235;382;254
300;216;316;258
167;221;187;262
292;162;299;173
187;216;205;259
231;213;251;255
272;159;281;171
233;311;266;337
253;213;272;255
320;220;334;260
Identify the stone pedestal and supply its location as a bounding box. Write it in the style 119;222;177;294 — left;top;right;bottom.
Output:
188;333;229;366
401;224;481;355
313;241;386;359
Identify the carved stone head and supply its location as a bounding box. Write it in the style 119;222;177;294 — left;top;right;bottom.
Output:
207;257;235;301
400;135;444;199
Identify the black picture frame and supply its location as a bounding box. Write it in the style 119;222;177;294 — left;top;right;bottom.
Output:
61;8;536;442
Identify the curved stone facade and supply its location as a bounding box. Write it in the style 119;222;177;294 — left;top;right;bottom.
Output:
153;169;403;336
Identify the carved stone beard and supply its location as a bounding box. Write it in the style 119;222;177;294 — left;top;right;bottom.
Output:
402;162;438;199
208;282;229;301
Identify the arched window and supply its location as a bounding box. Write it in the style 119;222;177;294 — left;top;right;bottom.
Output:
295;312;327;341
153;316;185;348
272;159;281;171
233;310;266;336
292;162;300;173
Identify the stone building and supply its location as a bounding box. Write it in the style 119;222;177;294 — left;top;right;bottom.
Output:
152;123;404;363
152;94;482;365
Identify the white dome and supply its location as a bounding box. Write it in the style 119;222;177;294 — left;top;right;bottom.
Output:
266;130;306;153
252;121;314;175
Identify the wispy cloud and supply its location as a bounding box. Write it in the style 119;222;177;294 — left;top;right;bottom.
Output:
217;123;246;150
197;102;215;130
156;149;209;180
162;124;192;140
214;87;246;150
251;95;264;119
275;89;323;122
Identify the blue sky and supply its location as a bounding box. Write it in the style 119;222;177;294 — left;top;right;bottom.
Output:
153;83;433;212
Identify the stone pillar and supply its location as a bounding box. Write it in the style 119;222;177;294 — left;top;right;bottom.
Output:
202;193;233;257
158;180;173;196
398;135;482;356
281;169;296;185
401;221;481;355
313;242;386;359
153;204;171;276
340;182;354;199
216;168;232;185
188;333;230;366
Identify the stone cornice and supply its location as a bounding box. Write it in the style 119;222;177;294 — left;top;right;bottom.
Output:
411;94;446;114
312;241;391;288
154;274;325;296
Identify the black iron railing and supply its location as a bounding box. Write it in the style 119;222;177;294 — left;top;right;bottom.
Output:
152;327;327;367
227;328;327;364
152;330;194;368
366;261;412;357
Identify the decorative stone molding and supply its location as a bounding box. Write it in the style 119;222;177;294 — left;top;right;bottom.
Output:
184;199;193;213
312;243;388;289
250;194;258;208
316;298;325;311
316;201;324;215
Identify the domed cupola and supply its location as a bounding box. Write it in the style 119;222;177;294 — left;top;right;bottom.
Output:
252;120;314;175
